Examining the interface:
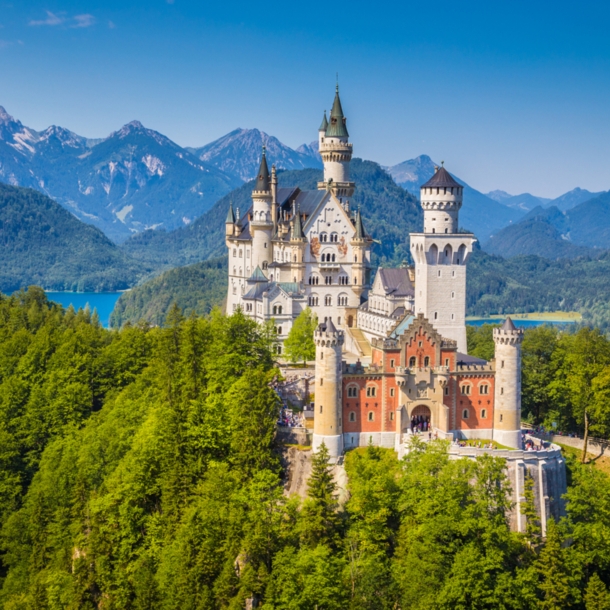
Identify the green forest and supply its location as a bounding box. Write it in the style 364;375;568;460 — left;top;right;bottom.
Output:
0;289;609;608
0;185;146;292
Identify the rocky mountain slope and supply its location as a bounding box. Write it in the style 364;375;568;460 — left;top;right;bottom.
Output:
0;184;146;292
0;107;241;242
188;128;322;181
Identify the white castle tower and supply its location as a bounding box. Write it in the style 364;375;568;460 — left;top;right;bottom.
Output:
317;85;355;200
493;317;524;449
410;165;476;353
250;148;274;273
312;319;344;459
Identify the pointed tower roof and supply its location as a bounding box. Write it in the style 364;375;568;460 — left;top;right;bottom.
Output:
501;317;517;331
319;111;328;131
326;318;338;333
225;201;235;224
254;147;270;192
291;205;305;240
354;208;366;239
421;166;460;189
325;85;349;138
247;266;268;283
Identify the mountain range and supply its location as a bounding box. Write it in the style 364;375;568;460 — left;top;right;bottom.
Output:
483;192;610;259
1;103;607;252
0;107;241;242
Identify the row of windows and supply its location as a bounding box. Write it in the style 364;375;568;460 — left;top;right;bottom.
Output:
308;295;350;307
462;408;488;419
321;253;337;262
345;411;396;423
272;305;283;315
308;275;350;285
460;383;490;395
319;232;340;243
346;386;379;397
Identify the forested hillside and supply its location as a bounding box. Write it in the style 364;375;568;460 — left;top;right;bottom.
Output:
110;257;227;327
0;184;146;292
0;290;609;607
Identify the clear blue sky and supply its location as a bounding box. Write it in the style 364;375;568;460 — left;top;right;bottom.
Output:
1;0;609;197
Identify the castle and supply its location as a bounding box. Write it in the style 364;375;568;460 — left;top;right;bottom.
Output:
226;84;525;455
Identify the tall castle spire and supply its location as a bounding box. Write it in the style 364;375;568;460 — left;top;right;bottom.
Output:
317;84;355;199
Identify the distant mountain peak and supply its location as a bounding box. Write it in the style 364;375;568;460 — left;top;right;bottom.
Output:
192;127;322;182
487;190;513;202
39;125;86;149
0;106;16;124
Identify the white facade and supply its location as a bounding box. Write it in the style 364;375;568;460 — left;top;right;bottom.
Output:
410;167;476;353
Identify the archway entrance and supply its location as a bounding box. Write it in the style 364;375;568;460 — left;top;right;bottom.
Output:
410;404;432;432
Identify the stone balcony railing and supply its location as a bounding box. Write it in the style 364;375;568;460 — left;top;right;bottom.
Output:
395;365;450;375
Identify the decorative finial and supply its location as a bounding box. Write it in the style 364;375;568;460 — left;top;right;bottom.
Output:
262;144;266;156
336;72;339;92
441;160;444;167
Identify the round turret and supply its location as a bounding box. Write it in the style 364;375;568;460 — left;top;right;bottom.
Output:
313;319;345;459
420;166;463;235
492;317;524;449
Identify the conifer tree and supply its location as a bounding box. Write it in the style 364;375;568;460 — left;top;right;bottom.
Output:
522;471;541;545
585;573;610;610
300;442;340;547
283;307;317;366
536;519;573;609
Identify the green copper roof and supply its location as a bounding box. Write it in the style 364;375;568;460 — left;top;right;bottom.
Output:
225;201;235;224
291;206;305;240
247;266;268;283
254;148;270;192
354;208;366;239
319;111;328;131
325;86;349;138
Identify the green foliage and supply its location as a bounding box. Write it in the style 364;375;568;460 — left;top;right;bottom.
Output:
585;573;610;610
0;290;609;608
110;256;227;327
283;307;317;365
0;184;147;292
468;249;610;333
467;323;498;361
522;473;542;545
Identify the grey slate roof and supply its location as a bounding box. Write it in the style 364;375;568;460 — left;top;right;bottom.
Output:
291;205;305;239
501;317;517;331
377;268;414;298
456;352;488;366
354;209;367;239
421;166;461;189
225;201;235;224
254;150;270;192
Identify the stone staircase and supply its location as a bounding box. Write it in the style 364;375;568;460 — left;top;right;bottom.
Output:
348;327;372;357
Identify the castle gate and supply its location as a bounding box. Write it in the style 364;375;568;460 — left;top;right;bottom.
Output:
410;404;432;430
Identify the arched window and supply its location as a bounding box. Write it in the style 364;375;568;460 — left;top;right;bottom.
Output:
347;386;358;397
462;409;469;419
349;412;356;422
262;261;268;270
409;356;416;367
480;384;489;395
481;409;487;419
233;249;236;257
331;232;338;242
366;386;376;397
368;412;374;421
460;384;471;395
424;356;430;367
325;295;332;306
273;306;277;315
321;253;326;262
277;326;282;335
278;306;282;314
332;254;336;262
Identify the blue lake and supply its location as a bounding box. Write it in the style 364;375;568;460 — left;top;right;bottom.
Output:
45;292;123;328
467;318;577;328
